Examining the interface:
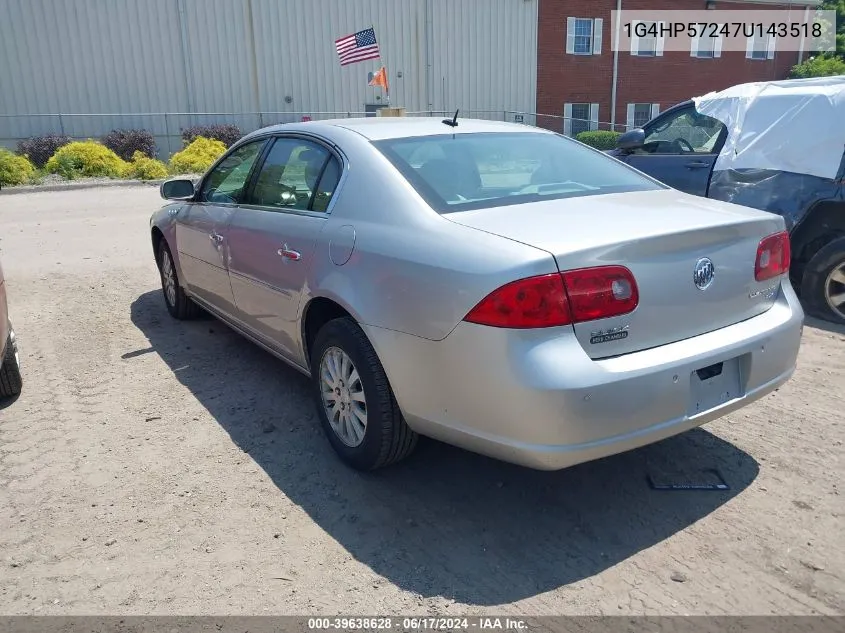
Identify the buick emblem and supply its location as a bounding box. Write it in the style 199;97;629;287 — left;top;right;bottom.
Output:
693;257;715;290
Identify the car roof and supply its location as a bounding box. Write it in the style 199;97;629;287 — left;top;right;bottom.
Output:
696;76;845;103
244;117;556;142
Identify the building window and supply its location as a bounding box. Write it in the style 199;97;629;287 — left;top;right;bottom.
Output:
566;17;603;55
747;33;774;60
564;103;598;137
691;27;723;58
630;20;664;57
627;103;660;130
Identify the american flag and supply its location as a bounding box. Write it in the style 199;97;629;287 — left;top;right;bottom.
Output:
335;27;381;66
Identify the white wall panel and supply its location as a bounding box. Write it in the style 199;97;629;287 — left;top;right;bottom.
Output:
0;0;539;151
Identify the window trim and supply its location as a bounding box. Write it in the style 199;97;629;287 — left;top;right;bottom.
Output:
629;103;658;129
237;132;348;218
691;26;723;58
630;20;664;57
564;102;598;137
566;17;602;56
746;33;775;60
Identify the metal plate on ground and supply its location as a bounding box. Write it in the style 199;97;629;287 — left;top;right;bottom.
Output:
647;468;730;491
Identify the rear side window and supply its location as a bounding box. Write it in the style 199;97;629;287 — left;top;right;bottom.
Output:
247;138;341;212
373;132;662;213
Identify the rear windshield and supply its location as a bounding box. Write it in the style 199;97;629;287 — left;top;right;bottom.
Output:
373;132;663;213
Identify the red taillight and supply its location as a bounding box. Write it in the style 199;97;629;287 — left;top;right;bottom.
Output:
755;231;791;281
463;265;639;329
463;273;572;328
562;265;639;322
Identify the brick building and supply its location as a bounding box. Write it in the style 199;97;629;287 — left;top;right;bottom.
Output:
537;0;822;134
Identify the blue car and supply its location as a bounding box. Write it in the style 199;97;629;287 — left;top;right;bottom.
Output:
607;78;845;325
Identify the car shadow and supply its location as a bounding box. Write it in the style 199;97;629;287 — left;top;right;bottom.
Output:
804;315;845;336
130;290;759;605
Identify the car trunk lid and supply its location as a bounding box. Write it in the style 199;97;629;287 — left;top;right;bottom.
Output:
446;189;786;358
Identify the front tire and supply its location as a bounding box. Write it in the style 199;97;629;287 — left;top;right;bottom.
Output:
0;326;22;398
800;235;845;324
157;240;200;320
310;317;418;470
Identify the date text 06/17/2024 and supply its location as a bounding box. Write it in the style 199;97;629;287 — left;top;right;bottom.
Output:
307;617;528;631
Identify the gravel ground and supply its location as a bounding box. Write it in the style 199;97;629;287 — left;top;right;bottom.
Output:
0;174;202;195
0;186;842;615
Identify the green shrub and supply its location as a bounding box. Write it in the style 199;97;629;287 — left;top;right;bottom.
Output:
789;55;845;78
575;130;623;151
45;141;129;179
169;137;226;174
0;148;36;186
125;151;168;180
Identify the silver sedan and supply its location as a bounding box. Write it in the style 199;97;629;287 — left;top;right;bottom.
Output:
150;117;803;471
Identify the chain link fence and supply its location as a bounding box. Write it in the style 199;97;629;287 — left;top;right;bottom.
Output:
0;110;635;158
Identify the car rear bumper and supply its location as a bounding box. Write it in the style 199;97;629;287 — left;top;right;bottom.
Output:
365;279;804;470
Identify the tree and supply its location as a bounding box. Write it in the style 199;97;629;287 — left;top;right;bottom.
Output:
788;0;845;78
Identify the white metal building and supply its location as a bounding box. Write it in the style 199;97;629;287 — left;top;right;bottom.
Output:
0;0;539;155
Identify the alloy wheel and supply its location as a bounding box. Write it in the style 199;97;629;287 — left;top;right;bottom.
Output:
160;249;177;307
824;262;845;320
319;346;367;447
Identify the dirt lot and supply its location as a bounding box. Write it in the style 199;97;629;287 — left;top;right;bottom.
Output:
0;186;842;615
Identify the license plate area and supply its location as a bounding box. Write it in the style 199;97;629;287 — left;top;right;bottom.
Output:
688;357;743;416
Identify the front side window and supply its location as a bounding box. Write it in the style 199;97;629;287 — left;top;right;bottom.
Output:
639;108;726;155
247;138;341;212
200;140;265;204
374;132;662;214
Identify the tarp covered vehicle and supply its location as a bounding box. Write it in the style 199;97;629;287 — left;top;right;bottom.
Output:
609;77;845;324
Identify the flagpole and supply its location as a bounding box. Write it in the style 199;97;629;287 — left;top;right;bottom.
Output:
371;23;389;106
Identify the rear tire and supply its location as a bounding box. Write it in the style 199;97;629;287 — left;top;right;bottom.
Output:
157;240;200;320
309;317;418;470
0;326;22;398
800;235;845;325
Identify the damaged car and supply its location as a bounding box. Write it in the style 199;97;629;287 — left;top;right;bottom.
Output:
610;77;845;324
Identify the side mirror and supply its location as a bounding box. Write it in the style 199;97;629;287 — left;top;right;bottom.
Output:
160;178;195;201
617;129;646;152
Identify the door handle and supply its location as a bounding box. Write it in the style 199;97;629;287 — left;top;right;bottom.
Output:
277;244;301;261
685;161;710;169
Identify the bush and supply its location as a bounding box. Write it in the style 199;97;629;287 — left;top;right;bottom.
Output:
0;148;36;186
169;137;226;174
16;134;72;168
181;124;242;148
575;130;623;150
124;151;168;180
45;141;129;180
101;128;156;161
789;55;845;78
